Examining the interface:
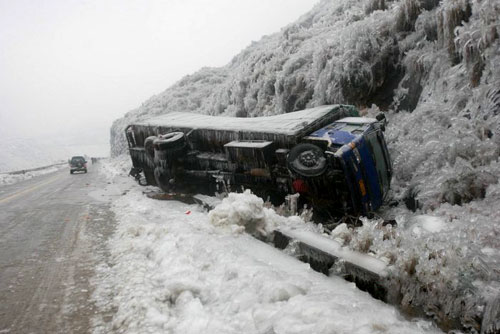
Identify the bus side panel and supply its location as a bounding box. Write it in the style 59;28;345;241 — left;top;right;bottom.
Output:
340;150;367;214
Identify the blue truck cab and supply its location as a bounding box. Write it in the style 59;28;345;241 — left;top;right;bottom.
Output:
125;105;392;218
300;117;392;215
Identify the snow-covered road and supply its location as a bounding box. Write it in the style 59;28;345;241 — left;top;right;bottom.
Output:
92;160;442;334
0;164;116;333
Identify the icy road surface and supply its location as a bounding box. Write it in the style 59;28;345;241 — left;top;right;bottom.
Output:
92;160;442;334
0;164;117;333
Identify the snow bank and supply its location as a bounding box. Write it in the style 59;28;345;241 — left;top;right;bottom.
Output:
209;190;269;237
208;190;317;240
407;215;448;236
92;166;441;333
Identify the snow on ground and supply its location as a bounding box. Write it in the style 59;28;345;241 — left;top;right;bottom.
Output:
0;164;66;186
91;159;441;334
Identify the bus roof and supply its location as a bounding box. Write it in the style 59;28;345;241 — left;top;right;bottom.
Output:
133;105;348;136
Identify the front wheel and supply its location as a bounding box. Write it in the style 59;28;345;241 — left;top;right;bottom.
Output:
287;143;327;177
154;166;173;192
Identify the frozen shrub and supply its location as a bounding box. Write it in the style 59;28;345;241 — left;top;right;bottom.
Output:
415;10;438;41
393;48;436;111
439;170;498;205
393;0;422;32
365;0;387;14
485;86;500;117
481;295;500;334
339;213;497;331
437;0;472;64
454;0;499;85
419;0;440;11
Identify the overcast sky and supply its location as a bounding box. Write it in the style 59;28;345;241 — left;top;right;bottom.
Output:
0;0;317;142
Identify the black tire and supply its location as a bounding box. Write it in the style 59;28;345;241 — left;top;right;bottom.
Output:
154;166;173;192
84;169;87;173
153;132;185;151
287;143;327;177
70;170;73;174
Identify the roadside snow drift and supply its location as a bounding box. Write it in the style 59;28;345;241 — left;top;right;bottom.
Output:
92;163;440;334
208;190;319;240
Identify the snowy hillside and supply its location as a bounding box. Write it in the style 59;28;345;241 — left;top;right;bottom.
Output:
110;0;500;332
111;0;499;160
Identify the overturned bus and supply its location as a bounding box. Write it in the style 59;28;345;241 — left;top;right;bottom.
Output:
125;105;392;217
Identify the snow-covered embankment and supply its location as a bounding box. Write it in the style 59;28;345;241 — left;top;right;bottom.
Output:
91;160;440;334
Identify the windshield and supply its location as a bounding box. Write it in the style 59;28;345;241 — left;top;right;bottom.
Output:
71;157;85;163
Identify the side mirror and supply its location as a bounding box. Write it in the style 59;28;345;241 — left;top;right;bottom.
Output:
375;113;387;131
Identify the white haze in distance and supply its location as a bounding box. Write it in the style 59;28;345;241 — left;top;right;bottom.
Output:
0;0;317;141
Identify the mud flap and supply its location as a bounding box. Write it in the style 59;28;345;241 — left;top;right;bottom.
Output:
144;191;223;210
144;190;197;205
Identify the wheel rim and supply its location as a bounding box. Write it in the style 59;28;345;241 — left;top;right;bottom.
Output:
299;151;320;167
287;143;327;177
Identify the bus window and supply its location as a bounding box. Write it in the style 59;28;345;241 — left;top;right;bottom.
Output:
365;130;390;196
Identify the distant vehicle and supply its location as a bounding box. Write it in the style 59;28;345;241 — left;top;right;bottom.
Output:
125;105;392;217
69;156;87;174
